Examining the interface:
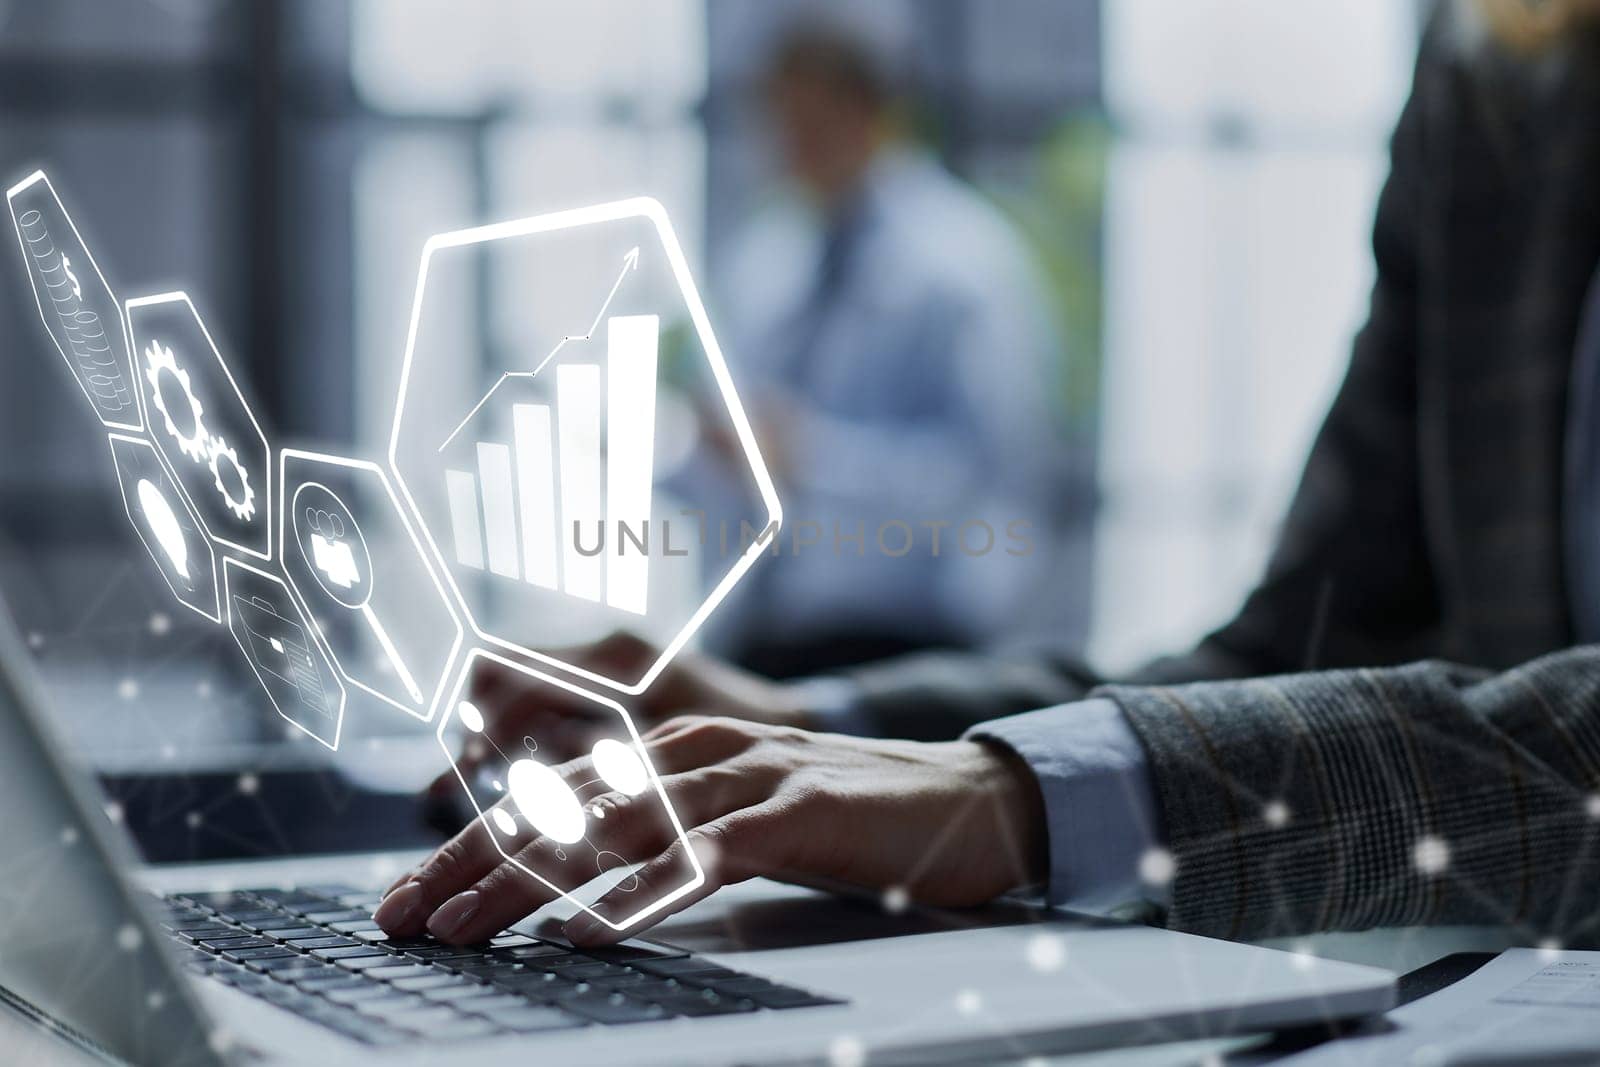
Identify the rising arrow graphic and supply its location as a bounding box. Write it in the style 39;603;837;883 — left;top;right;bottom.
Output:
437;245;641;452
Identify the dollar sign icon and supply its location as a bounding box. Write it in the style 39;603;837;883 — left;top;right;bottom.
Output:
62;254;82;300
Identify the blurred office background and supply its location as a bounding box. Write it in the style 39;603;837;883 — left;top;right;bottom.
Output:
0;0;1421;855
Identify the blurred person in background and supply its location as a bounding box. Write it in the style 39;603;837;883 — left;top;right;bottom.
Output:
698;18;1071;678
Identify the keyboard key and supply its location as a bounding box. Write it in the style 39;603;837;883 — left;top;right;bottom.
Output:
635;958;737;980
250;957;328;978
657;991;758;1017
323;985;395;1005
560;991;668;1025
337;955;414;973
305;909;372;925
390;973;461;993
331;919;384;934
364;964;437;982
562;962;634;981
494;972;581;998
580;940;690;963
488;933;539;949
496;943;585;963
258;926;324;940
405;945;489;963
317;945;393;961
221;946;298;964
352;995;431;1019
287;936;358;950
587;971;653;990
457;961;529;982
475;1005;585;1033
420;985;502;1003
201;936;276;951
457;994;536;1014
291;972;366;993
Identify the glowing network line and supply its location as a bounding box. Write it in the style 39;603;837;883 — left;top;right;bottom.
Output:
436;244;640;453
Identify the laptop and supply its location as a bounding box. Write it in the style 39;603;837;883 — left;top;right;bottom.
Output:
0;595;1394;1066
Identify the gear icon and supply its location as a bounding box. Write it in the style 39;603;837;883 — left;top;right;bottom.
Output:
143;340;209;462
207;435;256;521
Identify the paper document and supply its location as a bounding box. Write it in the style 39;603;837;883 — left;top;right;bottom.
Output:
1284;949;1600;1065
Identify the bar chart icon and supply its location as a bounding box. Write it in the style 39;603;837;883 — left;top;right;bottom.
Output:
443;314;659;615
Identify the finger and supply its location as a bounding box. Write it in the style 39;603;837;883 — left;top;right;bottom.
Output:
374;807;513;936
424;766;762;944
564;800;794;945
642;717;761;775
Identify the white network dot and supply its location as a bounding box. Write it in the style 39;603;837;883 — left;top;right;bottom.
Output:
1290;941;1316;971
117;677;139;701
146;991;166;1011
1139;847;1176;886
955;988;983;1015
104;802;123;824
1263;800;1290;828
27;632;44;650
828;1035;865;1067
186;811;203;830
1538;938;1564;961
149;612;171;636
116;924;143;952
881;885;910;915
237;773;259;795
196;680;212;699
1026;933;1065;973
160;743;177;762
1587;794;1600;821
61;826;78;846
1413;835;1451;876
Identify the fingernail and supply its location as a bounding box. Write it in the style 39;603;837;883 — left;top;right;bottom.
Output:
373;880;422;930
428;890;480;941
563;906;607;944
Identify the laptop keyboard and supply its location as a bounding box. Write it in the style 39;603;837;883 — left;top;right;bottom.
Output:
158;884;843;1046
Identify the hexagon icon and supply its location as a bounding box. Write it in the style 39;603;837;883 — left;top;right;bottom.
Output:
390;199;781;695
108;433;221;623
224;558;346;750
439;649;705;932
278;449;465;722
127;292;272;561
8;170;141;431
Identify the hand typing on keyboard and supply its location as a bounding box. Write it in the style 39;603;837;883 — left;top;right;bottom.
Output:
164;884;841;1044
379;716;1047;947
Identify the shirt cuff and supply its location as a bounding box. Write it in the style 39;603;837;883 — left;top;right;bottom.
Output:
967;698;1164;913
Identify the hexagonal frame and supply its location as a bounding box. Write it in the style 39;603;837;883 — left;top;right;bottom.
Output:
7;170;142;433
437;647;706;932
277;448;466;723
389;197;782;695
223;557;347;751
126;291;273;562
107;432;221;624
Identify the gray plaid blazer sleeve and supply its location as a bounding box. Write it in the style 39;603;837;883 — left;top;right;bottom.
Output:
849;13;1600;942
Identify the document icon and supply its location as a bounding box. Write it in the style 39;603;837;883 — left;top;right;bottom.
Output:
224;557;347;749
235;594;332;719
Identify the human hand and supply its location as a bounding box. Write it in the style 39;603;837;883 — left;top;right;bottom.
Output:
385;717;1047;946
426;632;814;797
